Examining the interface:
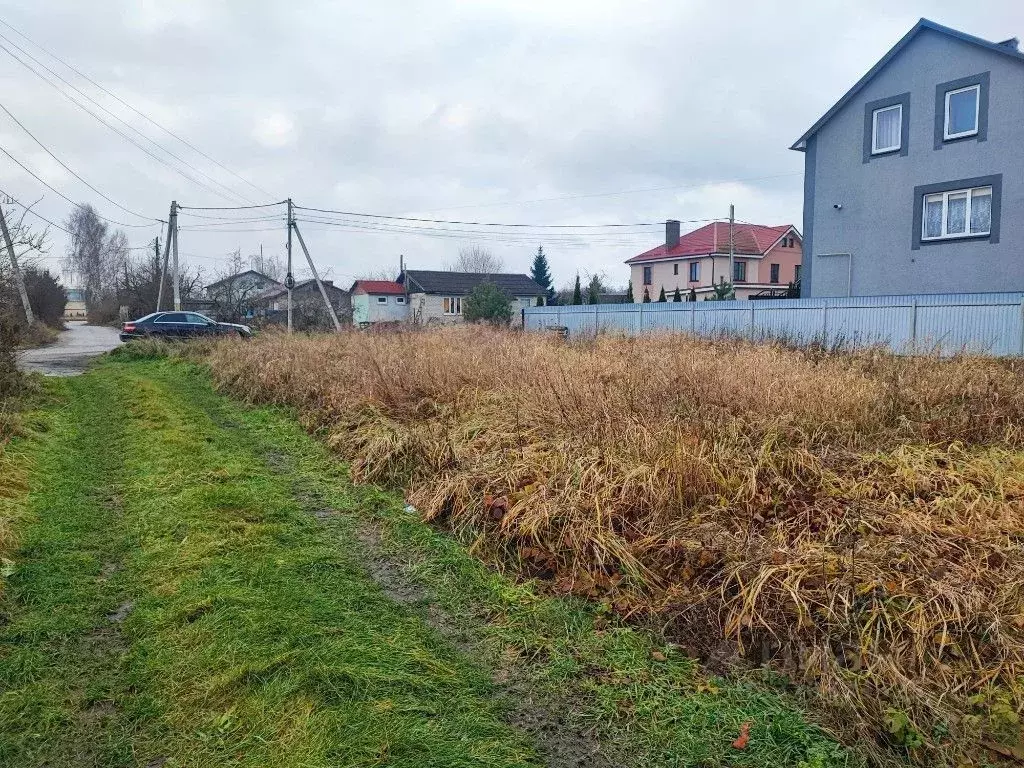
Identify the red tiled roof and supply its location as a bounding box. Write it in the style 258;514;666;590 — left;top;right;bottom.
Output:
350;280;405;295
625;222;797;264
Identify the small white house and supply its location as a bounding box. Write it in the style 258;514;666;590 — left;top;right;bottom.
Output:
350;280;409;325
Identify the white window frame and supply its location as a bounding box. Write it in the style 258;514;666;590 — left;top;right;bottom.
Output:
376;296;388;304
944;85;980;140
921;185;992;241
396;296;406;305
443;296;462;315
871;104;903;154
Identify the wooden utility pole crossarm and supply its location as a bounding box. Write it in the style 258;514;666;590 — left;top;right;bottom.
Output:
0;205;34;325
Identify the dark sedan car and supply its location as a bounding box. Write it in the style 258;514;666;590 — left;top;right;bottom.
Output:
120;312;252;342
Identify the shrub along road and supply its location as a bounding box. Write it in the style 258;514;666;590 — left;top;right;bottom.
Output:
0;357;851;768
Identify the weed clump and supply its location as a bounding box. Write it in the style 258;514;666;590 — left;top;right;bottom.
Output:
205;327;1024;766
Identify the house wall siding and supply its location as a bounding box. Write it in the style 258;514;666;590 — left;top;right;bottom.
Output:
352;293;409;323
409;293;540;323
806;29;1024;296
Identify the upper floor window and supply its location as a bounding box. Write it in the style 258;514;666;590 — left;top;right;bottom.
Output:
642;265;652;285
688;261;699;282
769;264;780;284
788;238;795;248
922;185;992;241
944;85;980;140
673;263;679;276
872;104;902;154
934;73;989;149
733;261;746;283
376;296;388;304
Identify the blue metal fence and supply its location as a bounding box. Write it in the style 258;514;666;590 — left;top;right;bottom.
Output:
524;293;1024;357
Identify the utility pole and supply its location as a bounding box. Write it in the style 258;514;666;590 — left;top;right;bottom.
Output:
286;198;294;333
291;217;342;332
728;203;735;293
171;200;181;311
156;212;173;311
0;204;34;326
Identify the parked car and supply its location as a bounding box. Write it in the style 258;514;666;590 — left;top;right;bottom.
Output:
120;312;252;342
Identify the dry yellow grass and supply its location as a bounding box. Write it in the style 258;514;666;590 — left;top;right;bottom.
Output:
206;327;1024;765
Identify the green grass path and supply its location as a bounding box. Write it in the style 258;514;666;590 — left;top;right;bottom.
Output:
0;359;854;768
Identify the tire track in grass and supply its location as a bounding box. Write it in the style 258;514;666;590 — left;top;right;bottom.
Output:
0;372;138;768
107;362;543;767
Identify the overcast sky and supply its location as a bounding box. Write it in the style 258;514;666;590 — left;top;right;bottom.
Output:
0;1;1020;291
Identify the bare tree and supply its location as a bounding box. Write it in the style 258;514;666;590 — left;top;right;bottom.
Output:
249;250;285;283
448;245;503;274
210;250;268;323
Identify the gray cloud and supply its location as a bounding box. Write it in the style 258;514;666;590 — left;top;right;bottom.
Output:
1;0;1020;289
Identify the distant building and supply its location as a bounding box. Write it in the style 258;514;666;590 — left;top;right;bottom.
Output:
350;280;409;325
252;280;350;328
626;220;802;301
398;270;546;324
205;270;282;316
61;270;87;320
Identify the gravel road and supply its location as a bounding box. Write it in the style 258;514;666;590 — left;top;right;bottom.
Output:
17;322;123;376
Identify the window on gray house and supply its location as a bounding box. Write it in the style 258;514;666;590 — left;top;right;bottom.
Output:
922;186;992;241
872;104;903;153
377;296;388;304
945;85;980;139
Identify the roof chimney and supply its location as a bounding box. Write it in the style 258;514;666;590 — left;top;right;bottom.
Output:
665;219;680;249
997;37;1020;51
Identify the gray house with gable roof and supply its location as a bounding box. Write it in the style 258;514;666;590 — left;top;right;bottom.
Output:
791;19;1024;297
398;269;545;325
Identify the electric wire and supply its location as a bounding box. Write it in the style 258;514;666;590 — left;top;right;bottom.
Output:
0;100;158;223
0;37;250;206
0;142;159;228
0;18;276;201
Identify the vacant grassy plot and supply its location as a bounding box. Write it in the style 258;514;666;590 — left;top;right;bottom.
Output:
0;358;849;767
204;328;1024;766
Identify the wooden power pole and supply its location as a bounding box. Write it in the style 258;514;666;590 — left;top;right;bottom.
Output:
286;198;294;333
0;204;34;325
171;201;181;311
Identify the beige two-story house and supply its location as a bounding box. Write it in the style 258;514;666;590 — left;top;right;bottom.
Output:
626;220;802;301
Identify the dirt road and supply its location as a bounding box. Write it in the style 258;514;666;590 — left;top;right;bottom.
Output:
16;321;122;376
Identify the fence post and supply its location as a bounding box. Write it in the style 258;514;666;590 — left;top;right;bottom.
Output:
594;304;600;336
821;304;828;344
691;302;696;335
910;299;918;353
1019;297;1024;356
638;302;644;334
749;302;755;339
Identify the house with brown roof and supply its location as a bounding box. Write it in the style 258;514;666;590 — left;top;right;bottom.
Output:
626;220;802;301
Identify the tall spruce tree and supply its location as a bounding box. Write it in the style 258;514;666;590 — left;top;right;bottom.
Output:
586;274;601;305
530;245;557;305
571;274;583;305
642;286;651;303
625;280;634;303
658;286;667;302
673;286;682;302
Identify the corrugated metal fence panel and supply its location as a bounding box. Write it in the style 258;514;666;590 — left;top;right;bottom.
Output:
524;293;1024;357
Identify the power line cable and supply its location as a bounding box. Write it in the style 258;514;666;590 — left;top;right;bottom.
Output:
0;29;253;205
0;141;159;228
0;184;72;233
178;201;287;211
403;172;804;213
294;205;670;228
0;100;157;223
0;18;276;201
0;37;249;206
